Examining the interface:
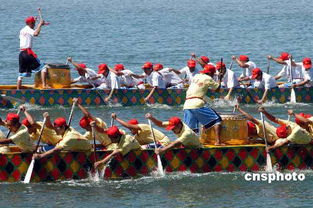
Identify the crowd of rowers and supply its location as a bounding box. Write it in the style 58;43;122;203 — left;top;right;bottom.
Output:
67;52;313;104
0;98;312;168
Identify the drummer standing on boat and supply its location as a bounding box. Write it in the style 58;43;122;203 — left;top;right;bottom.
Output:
18;10;49;89
183;64;224;145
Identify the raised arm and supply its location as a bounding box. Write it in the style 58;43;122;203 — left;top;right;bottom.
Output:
144;86;157;103
67;57;88;72
111;113;141;131
73;98;94;119
288;110;313;125
267;55;287;65
258;107;280;124
235;105;259;125
232;56;249;68
145;113;167;128
43;112;54;129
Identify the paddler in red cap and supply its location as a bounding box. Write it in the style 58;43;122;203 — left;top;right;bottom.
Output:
68;57;100;87
95;64;121;90
287;110;313;138
145;113;202;154
191;53;215;68
74;98;114;149
110;64;145;89
240;68;277;104
94;125;141;169
0;112;35;152
18;10;49;89
33;116;91;160
19;105;61;150
154;63;184;89
215;61;239;100
170;59;200;85
233;55;256;86
291;57;313;88
111;113;170;148
269;52;303;87
235;105;278;144
183;64;224;145
258;107;312;150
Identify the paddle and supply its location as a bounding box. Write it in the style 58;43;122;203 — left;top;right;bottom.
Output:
91;125;98;168
23;118;47;183
289;57;296;103
68;99;78;126
260;112;273;172
148;119;165;176
229;59;234;71
266;58;270;74
38;8;50;25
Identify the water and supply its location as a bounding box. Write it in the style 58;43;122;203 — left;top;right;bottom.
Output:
1;0;313;207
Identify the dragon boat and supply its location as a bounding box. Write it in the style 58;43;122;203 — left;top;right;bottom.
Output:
0;144;312;182
0;63;313;108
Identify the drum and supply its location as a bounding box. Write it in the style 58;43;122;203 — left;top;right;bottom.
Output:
34;63;71;89
200;113;249;145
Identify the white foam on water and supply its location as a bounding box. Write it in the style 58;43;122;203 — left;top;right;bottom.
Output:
146;103;175;109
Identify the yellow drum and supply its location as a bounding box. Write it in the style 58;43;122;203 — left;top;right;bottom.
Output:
200;114;249;145
34;63;71;89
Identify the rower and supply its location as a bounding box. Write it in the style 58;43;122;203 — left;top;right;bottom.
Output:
232;55;256;86
131;62;166;102
111;64;145;89
20;106;61;149
215;61;239;100
18;13;49;89
258;107;312;150
240;68;277;104
269;52;303;86
67;57;99;87
145;114;202;155
235;105;278;144
94;125;142;169
291;57;313;88
170;59;200;84
191;53;215;68
0;113;35;152
33;117;91;160
183;64;223;145
111;113;170;148
287;110;313;137
153;64;184;89
74;98;113;149
95;64;121;90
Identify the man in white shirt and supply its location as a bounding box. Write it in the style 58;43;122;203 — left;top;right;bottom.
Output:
67;57;98;87
171;59;200;84
269;52;303;86
292;58;313;88
250;68;277;104
215;61;239;100
96;64;120;90
18;14;48;89
191;53;215;68
233;55;256;86
112;64;145;89
154;64;184;89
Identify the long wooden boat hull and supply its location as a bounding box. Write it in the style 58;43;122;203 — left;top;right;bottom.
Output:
0;86;313;108
0;144;312;182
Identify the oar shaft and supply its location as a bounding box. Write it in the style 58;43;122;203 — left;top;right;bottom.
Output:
91;126;98;162
5;109;22;138
34;118;47;153
67;99;77;126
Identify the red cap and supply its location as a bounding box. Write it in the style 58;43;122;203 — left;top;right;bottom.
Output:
165;117;182;130
53;117;67;128
128;119;139;125
79;117;93;128
6;113;20;122
276;125;288;138
279;52;289;61
187;60;196;68
200;56;210;64
200;64;216;74
239;55;249;62
98;64;109;74
76;63;86;69
247;121;257;135
251;68;262;79
114;64;125;71
105;125;122;137
303;57;312;69
25;16;36;24
295;113;312;125
142;62;153;69
22;118;31;127
153;63;163;71
216;62;226;70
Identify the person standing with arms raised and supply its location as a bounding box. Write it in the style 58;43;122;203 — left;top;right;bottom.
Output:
18;9;49;89
183;64;223;145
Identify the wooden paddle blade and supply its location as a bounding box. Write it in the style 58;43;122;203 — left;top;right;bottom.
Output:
290;88;296;103
23;159;35;183
157;155;165;176
266;152;273;172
